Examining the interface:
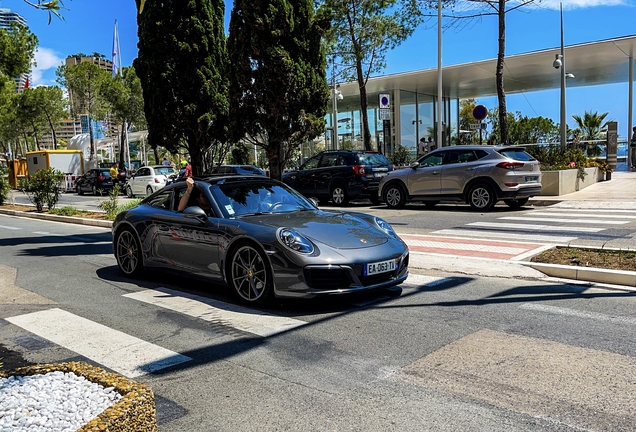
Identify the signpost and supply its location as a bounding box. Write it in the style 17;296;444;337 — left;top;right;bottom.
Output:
472;105;488;144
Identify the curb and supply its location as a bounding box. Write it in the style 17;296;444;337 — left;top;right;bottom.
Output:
520;262;636;290
0;208;113;229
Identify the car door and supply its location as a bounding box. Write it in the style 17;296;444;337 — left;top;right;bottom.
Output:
158;186;223;279
440;149;480;194
284;155;321;196
80;169;97;192
406;151;444;196
131;167;151;195
314;153;341;196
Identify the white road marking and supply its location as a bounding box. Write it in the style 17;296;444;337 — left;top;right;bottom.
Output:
467;222;604;232
520;303;636;325
530;212;636;219
499;216;629;225
6;308;191;378
431;229;577;243
123;288;306;337
0;225;21;230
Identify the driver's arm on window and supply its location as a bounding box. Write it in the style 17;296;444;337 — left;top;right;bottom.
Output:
178;177;195;212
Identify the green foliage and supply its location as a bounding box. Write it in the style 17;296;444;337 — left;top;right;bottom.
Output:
135;0;230;176
388;143;413;167
48;206;82;216
18;168;65;212
526;145;589;180
488;108;559;144
0;23;39;80
0;170;11;205
111;198;143;220
228;0;329;179
98;185;121;219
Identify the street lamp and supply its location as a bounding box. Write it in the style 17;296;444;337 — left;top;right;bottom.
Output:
331;87;343;150
554;2;571;147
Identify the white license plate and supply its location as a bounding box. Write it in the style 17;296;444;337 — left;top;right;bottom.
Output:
364;258;397;276
525;176;539;183
374;172;387;178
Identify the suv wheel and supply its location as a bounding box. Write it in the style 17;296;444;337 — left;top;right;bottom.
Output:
331;184;349;206
468;183;496;211
504;198;529;208
384;183;406;209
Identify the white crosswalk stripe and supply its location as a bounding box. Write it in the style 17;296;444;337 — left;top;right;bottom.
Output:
530;211;636;219
6;308;192;378
498;216;630;225
124;288;306;337
432;229;577;243
467;221;605;232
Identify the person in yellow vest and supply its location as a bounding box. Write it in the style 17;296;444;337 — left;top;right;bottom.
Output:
109;163;119;187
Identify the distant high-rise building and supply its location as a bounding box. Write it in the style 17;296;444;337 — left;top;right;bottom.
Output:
0;8;30;93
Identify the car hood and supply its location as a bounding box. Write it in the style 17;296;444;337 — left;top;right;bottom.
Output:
242;210;389;249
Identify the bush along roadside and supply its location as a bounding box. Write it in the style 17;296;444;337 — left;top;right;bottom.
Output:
18;168;65;212
0;168;11;205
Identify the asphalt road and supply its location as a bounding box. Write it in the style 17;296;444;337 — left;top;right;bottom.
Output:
1;214;635;431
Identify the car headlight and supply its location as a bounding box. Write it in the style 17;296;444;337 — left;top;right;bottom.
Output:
375;217;398;239
277;228;314;254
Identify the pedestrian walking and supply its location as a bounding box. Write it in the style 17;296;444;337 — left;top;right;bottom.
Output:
162;157;170;166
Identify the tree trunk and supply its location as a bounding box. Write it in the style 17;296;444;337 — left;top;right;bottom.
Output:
88;118;95;161
356;59;373;151
118;123;126;170
42;108;58;150
496;0;508;144
265;141;285;180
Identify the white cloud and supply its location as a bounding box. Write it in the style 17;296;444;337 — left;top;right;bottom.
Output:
536;0;628;10
32;47;64;86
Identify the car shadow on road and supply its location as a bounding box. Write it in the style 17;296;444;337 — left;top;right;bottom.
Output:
0;232;113;257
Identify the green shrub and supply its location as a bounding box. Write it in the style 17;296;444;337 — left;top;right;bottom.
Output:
0;170;11;206
526;145;589;180
49;206;81;216
98;185;121;219
18;168;65;212
389;143;413;167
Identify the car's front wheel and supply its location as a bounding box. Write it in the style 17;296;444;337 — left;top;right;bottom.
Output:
146;186;153;196
468;183;496;211
331;184;349;206
126;186;134;198
115;229;143;276
383;183;406;209
228;243;272;305
504;197;529;208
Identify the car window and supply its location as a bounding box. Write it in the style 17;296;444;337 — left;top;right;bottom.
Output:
137;168;150;176
302;156;321;170
358;153;390;165
444;150;478;164
474;150;489;160
418;152;444;167
498;149;536;161
146;189;172;210
155;167;175;175
320;154;339;167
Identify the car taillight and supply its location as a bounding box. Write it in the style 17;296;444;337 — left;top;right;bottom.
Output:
154;178;160;183
496;162;524;170
97;175;106;181
352;165;366;176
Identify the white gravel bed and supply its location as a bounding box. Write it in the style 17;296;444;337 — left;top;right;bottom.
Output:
0;370;122;432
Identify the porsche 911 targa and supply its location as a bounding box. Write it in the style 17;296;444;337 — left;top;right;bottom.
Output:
112;175;409;304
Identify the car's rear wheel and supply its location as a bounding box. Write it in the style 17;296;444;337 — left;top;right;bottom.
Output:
504;197;529;208
228;243;272;305
468;183;496;211
126;186;134;198
77;186;84;196
331;184;349;206
146;186;153;196
115;229;143;276
384;183;406;209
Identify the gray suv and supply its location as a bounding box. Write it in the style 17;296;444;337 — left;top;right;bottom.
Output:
378;145;542;211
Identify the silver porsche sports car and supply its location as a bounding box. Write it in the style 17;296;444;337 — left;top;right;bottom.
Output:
112;175;409;304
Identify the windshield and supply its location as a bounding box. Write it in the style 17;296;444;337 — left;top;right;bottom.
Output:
155;167;176;175
210;180;316;217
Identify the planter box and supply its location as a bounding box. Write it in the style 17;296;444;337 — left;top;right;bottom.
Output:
0;361;158;431
540;167;600;196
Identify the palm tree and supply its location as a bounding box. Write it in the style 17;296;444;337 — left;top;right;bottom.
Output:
571;110;611;157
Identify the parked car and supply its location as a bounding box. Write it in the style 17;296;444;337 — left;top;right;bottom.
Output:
378;145;542;211
112;175;409;304
125;165;177;197
282;150;393;206
207;165;266;176
76;168;114;196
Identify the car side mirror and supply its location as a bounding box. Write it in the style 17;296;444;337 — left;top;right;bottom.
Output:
308;197;319;207
184;206;208;222
409;161;420;169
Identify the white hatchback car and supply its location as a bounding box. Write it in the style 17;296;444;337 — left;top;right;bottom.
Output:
125;165;177;197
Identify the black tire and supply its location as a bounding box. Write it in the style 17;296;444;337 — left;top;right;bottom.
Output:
330;184;349;206
424;201;439;208
468;183;496;211
228;243;272;305
369;195;381;205
504;197;529;208
114;229;143;276
383;183;406;209
146;186;153;196
77;186;84;196
126;186;134;198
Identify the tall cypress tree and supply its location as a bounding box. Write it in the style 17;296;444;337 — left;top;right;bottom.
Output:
228;0;329;180
134;0;229;175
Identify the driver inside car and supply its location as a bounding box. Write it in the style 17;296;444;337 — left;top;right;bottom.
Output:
178;177;212;215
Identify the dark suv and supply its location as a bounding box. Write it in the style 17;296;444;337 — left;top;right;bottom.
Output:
282;150;393;205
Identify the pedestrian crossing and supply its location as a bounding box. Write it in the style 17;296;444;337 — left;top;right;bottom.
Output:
403;206;636;260
4;276;440;379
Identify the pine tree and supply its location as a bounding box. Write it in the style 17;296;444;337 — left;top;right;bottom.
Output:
228;0;330;180
134;0;229;175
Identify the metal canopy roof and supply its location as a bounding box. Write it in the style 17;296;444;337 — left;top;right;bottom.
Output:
338;34;636;100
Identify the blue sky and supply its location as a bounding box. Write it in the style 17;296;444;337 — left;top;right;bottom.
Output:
9;0;636;137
